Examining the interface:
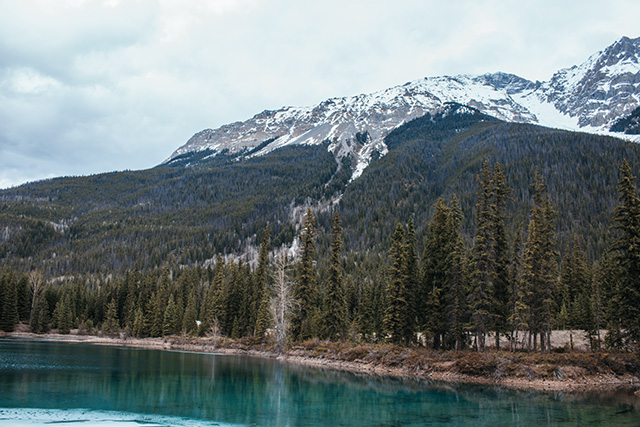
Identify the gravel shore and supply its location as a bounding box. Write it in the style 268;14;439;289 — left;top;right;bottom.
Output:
3;331;639;395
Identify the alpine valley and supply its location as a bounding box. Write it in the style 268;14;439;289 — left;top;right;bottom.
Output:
1;36;640;276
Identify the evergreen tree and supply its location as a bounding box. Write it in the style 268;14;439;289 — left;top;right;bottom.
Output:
509;225;525;351
149;272;170;337
102;298;120;336
403;217;419;342
422;199;451;348
182;290;198;335
140;272;157;337
255;227;272;338
122;270;139;330
321;211;347;341
422;197;467;350
601;251;624;350
163;294;181;336
224;261;243;336
203;255;227;336
491;163;512;350
588;259;606;351
521;170;558;353
469;162;496;351
0;270;19;332
16;274;30;322
384;223;411;345
557;235;592;330
131;307;145;338
238;262;254;336
357;279;376;341
611;160;640;350
30;291;50;334
53;294;73;334
293;208;319;341
445;195;468;350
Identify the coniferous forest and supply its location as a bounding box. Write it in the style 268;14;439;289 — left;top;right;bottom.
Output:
2;105;640;355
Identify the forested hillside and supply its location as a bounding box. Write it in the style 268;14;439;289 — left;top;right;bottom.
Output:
0;144;344;275
336;105;640;259
2;104;640;277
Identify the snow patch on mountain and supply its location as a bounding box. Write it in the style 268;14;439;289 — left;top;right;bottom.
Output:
166;36;640;176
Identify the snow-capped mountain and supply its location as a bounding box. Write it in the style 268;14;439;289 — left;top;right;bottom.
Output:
522;36;640;130
166;36;640;178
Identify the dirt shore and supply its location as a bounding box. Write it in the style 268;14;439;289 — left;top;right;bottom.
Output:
3;331;639;395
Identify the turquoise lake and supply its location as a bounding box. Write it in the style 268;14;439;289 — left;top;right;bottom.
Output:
0;339;638;426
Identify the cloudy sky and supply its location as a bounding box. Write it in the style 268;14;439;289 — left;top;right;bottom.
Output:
1;0;638;188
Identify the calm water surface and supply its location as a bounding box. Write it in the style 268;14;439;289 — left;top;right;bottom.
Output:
0;339;638;426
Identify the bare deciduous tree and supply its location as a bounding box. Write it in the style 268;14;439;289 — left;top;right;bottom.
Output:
270;255;295;353
28;270;45;315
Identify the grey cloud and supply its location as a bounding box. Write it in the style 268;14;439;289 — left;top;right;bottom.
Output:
1;0;639;188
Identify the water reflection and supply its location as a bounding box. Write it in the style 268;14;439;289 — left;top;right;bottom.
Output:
0;339;638;426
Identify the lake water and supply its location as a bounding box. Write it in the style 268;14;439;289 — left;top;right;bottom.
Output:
0;339;638;426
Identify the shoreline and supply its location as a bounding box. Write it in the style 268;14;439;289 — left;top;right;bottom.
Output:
3;331;639;395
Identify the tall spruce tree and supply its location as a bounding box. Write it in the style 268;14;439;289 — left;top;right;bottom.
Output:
611;160;640;351
30;290;50;334
422;197;468;350
254;227;272;338
163;294;181;336
469;161;496;351
321;211;347;341
149;272;170;337
293;208;319;341
521;170;558;353
384;223;412;345
557;236;592;330
102;298;120;337
491;163;512;350
510;226;525;351
203;255;227;335
422;199;451;348
182;290;198;335
445;195;468;350
16;274;30;322
224;261;245;337
0;270;19;332
403;218;419;343
131;307;145;338
53;294;73;334
589;259;606;351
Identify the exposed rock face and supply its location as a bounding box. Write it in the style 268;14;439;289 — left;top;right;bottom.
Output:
166;37;640;178
541;36;640;128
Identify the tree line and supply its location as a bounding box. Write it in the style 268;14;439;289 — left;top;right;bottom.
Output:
2;160;640;354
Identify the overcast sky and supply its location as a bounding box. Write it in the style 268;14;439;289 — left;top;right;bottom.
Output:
1;0;639;188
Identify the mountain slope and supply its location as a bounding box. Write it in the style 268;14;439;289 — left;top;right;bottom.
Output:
337;105;637;259
0;144;343;273
2;106;640;275
166;73;538;179
166;37;640;180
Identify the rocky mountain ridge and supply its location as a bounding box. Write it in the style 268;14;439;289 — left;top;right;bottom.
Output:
166;37;640;178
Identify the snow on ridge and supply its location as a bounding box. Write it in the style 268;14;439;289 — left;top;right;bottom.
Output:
166;37;640;171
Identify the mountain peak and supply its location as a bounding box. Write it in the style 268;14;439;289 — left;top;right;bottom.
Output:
593;35;640;71
541;36;640;128
167;37;640;176
471;72;537;94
